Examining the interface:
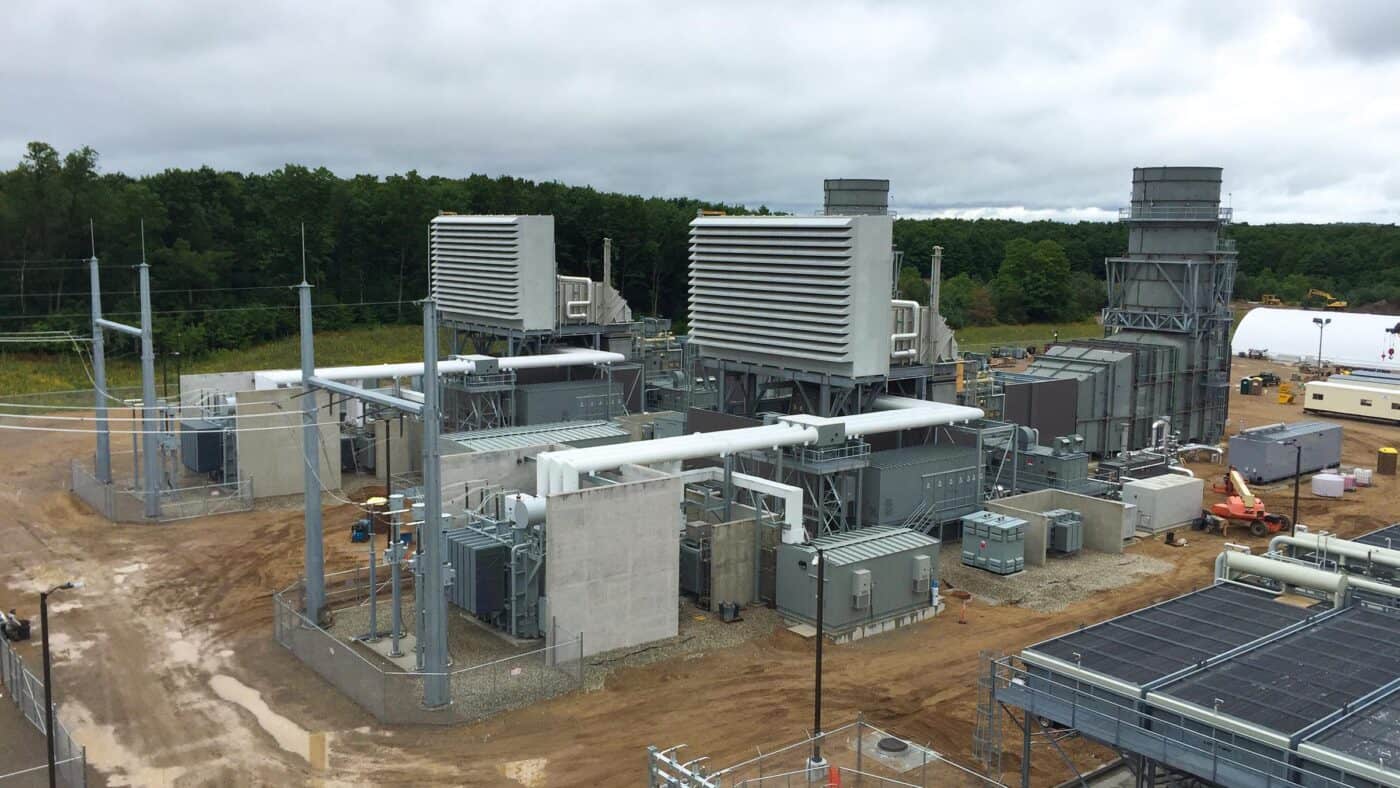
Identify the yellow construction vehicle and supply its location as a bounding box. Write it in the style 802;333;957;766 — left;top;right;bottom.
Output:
1277;381;1296;404
1306;289;1348;310
1260;294;1283;306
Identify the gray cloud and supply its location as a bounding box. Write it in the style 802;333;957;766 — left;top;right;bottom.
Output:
2;0;1398;223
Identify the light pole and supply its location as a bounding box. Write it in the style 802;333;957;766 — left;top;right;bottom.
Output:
1290;443;1302;538
1313;317;1331;370
810;546;827;778
41;580;82;788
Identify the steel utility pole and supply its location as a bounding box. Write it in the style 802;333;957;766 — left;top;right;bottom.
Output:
87;233;110;484
136;238;160;519
1291;443;1302;538
298;231;325;623
420;297;450;708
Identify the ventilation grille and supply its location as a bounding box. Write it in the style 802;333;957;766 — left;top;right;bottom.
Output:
430;215;555;330
688;216;892;376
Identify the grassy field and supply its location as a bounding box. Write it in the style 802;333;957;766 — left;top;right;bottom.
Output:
0;324;433;398
952;319;1102;354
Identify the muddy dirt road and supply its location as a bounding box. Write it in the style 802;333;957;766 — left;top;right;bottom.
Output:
1;359;1396;786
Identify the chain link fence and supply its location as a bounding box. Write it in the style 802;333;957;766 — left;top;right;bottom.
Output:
69;459;253;523
0;637;86;787
649;718;1004;787
273;570;584;725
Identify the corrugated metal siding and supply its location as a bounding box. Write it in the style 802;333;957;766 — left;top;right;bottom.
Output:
800;525;938;566
442;420;629;452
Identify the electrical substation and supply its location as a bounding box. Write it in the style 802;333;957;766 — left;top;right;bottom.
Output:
16;166;1400;787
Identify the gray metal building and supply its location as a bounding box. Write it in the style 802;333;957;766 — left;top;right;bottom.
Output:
776;526;938;634
1227;421;1343;484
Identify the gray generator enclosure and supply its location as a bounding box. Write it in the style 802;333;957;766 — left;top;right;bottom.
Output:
776;526;938;633
860;444;981;527
1228;422;1343;484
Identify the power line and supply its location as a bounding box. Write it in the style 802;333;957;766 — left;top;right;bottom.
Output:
0;299;418;321
0;284;297;299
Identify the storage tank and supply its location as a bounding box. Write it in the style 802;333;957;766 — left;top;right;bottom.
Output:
688;215;894;377
429;215;556;331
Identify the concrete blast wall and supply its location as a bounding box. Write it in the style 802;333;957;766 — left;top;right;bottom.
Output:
439;444;552;508
234;387;342;499
986;489;1131;566
544;465;680;658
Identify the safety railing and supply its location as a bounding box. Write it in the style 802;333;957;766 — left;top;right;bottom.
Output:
0;636;86;787
1118;205;1232;222
992;656;1380;788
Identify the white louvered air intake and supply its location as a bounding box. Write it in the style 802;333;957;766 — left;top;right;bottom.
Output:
429;215;557;331
688;215;894;377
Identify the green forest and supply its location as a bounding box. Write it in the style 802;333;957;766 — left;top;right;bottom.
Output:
3;142;1400;359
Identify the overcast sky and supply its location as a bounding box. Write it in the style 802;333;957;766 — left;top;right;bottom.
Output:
5;1;1399;223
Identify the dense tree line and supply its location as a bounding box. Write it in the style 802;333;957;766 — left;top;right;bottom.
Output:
2;142;1399;355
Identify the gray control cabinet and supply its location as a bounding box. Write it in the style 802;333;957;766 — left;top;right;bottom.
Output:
961;511;1026;574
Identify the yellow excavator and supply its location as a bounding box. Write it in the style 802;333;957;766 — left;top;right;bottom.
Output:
1306;289;1348;310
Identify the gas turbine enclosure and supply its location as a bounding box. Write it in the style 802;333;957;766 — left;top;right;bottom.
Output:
688;215;894;378
430;215;557;331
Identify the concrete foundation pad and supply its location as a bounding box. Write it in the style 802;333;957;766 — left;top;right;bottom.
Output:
783;604;942;644
364;634;418;671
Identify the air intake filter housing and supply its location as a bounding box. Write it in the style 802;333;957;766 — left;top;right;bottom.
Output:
430;215;556;331
688;215;893;378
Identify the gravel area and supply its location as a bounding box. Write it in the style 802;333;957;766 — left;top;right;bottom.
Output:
579;601;779;691
937;547;1173;613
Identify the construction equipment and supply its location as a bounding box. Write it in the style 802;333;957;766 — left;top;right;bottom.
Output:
1257;371;1281;387
350;517;372;543
1260;294;1284;306
1277;381;1296;404
1210;468;1292;537
1306;289;1348;310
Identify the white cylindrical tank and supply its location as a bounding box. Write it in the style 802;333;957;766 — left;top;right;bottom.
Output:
505;493;547;528
1312;473;1345;498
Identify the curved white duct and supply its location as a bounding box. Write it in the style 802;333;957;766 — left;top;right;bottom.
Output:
536;395;984;496
1269;533;1400;572
678;466;806;545
252;348;624;389
890;299;920;360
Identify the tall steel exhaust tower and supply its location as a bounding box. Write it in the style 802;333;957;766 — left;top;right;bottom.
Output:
1104;166;1237;443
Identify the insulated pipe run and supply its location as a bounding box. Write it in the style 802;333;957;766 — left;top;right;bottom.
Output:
1151;418;1172;453
678;466;805;544
535;397;984;495
890;299;921;360
1269;533;1400;572
1214;550;1349;606
252;349;625;388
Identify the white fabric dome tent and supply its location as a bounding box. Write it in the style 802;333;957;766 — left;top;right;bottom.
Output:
1232;307;1400;370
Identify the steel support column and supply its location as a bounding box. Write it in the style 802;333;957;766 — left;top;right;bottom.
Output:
419;298;450;708
298;280;325;623
137;262;160;519
88;256;111;484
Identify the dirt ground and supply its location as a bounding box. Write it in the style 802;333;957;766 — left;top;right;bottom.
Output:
2;355;1398;787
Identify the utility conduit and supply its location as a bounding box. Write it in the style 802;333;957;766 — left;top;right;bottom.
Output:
252;349;624;389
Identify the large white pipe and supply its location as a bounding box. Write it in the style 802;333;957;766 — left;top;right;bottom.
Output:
890;299;920;360
1269;533;1400;572
1215;550;1349;605
252;348;624;389
678;466;806;544
536;396;983;496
